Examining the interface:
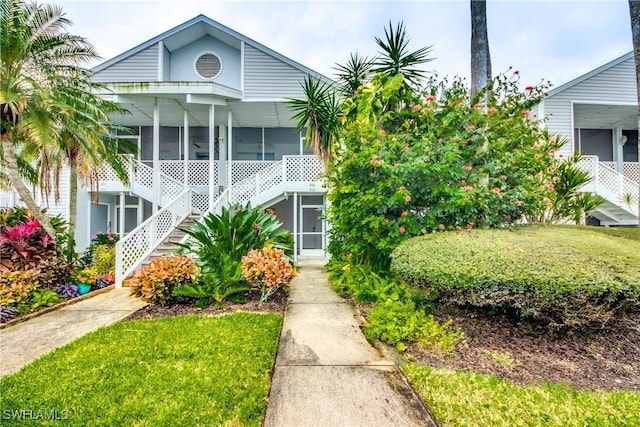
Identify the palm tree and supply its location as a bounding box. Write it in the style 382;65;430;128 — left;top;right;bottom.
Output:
288;76;342;167
1;0;130;240
334;52;373;97
470;0;492;98
372;21;433;90
629;0;640;227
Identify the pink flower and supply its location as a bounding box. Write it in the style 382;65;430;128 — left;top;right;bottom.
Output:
474;103;483;110
401;211;408;217
455;225;462;231
464;165;473;171
547;183;555;191
500;175;507;181
465;125;476;131
412;104;420;112
488;107;497;114
463;186;473;192
467;223;474;230
437;138;443;143
403;145;409;151
438;224;445;230
492;187;501;193
549;149;556;155
535;172;543;179
534;154;541;159
380;129;386;135
521;110;530;117
394;163;400;168
399;226;406;234
425;95;436;102
543;197;552;207
525;86;534;92
549;166;556;172
505;214;512;220
515;200;522;206
405;195;412;202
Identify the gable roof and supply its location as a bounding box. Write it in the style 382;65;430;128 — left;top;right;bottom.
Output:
546;51;633;97
92;14;333;83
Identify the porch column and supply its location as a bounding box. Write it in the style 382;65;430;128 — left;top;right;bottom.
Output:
218;125;227;191
208;104;216;211
614;128;624;173
183;110;190;189
293;192;298;261
137;197;144;224
227;110;233;199
153;98;160;214
119;192;126;238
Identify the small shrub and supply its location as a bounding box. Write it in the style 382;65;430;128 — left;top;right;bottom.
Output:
94;274;115;289
0;218;57;271
327;260;409;304
242;248;296;302
363;300;462;352
128;256;197;305
75;267;98;286
56;282;80;299
0;306;20;323
28;289;61;310
91;244;115;275
173;254;250;307
0;269;40;308
391;226;640;328
38;258;75;290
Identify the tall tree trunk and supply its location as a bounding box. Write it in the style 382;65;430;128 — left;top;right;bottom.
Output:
67;159;78;256
1;140;57;238
630;0;640;227
470;0;492;99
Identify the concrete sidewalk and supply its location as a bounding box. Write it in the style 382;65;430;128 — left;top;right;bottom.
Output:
0;289;147;377
264;260;437;427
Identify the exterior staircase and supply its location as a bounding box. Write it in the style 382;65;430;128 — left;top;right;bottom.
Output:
140;215;199;267
578;156;639;226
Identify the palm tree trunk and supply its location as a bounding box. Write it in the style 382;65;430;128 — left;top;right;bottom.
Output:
67;159;78;256
2;140;57;238
629;0;640;227
470;0;492;99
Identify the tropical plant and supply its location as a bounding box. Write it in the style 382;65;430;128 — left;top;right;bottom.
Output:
56;282;80;299
91;244;115;275
334;52;373;97
0;0;132;243
241;247;296;302
0;218;58;272
0;306;20;323
0;269;40;309
75;267;97;285
173;254;250;307
28;288;61;310
127;256;197;305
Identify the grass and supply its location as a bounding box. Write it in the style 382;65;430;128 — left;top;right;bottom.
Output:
403;364;640;427
0;312;282;426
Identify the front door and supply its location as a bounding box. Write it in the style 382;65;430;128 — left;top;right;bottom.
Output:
299;204;324;257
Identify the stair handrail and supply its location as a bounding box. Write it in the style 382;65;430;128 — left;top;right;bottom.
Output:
115;188;193;287
578;155;639;216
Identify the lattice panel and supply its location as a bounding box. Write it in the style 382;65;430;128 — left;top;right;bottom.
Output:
160;162;185;183
160;175;184;202
597;163;620;198
232;161;277;184
119;224;151;276
134;162;154;192
622;179;639;207
258;162;284;192
284;156;323;181
189;162;214;186
192;193;209;214
231;178;258;205
623;162;639;184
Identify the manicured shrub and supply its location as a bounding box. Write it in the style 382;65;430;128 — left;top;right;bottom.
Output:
391;225;640;328
128;256;197;305
242;247;296;302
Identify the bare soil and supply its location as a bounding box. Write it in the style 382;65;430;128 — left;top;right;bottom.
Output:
405;307;640;392
124;289;288;321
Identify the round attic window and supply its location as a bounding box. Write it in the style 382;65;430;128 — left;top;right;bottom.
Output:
194;52;222;79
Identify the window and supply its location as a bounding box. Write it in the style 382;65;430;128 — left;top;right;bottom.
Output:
194;52;222;79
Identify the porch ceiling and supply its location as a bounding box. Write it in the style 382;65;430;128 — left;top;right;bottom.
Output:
108;96;298;128
573;104;638;129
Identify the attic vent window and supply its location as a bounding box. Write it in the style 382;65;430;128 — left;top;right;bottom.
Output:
195;52;222;79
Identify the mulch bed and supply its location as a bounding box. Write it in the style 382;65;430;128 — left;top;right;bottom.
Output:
404;307;640;392
124;289;288;321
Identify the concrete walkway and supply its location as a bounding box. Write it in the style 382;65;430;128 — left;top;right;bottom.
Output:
0;289;147;377
264;260;437;427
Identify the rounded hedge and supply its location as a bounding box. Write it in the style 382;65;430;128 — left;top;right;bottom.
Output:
390;225;640;328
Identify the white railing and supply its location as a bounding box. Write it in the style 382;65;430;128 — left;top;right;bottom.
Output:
160;161;213;187
578;156;639;215
115;189;192;287
231;161;278;185
601;161;640;184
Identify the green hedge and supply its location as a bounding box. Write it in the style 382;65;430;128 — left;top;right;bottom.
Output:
390;225;640;328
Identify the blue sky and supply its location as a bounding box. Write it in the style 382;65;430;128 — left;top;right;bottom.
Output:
56;0;633;90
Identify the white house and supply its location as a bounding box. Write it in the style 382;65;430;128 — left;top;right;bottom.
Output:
535;51;639;225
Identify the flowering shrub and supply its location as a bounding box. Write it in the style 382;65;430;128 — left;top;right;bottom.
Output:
0;218;58;272
242;248;296;302
128;256;197;305
328;72;563;269
91;231;119;246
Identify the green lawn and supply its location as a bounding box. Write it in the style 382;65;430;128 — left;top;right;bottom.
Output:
0;312;282;426
403;364;640;427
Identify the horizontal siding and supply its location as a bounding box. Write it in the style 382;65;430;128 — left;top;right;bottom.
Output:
544;97;574;157
93;44;159;82
243;45;309;99
163;46;171;81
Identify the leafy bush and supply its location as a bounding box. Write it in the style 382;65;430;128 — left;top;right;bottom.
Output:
391;226;640;328
327;260;410;305
94;274;114;289
173;254;250;307
0;306;20;323
75;267;98;285
91;244;115;275
38;258;75;290
0;218;58;271
56;282;80;299
128;256;197;305
242;248;296;302
364;300;461;352
28;289;61;310
0;269;40;309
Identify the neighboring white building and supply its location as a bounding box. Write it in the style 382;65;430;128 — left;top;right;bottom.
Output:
536;51;639;226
